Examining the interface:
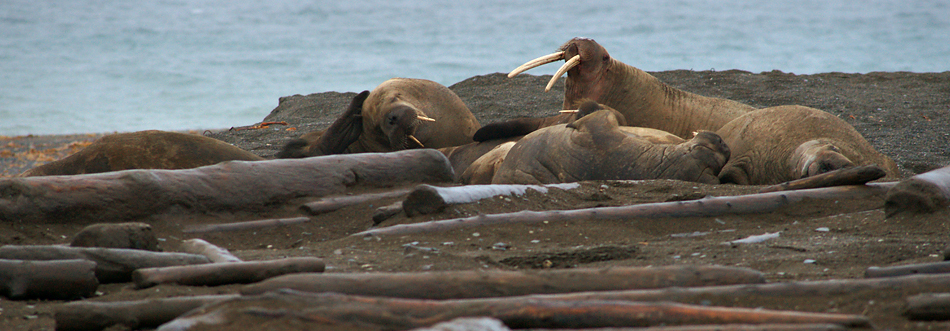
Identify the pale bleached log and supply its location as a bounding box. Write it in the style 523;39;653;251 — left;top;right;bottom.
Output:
0;245;209;283
865;261;950;278
157;291;870;331
401;183;580;216
241;265;765;299
903;292;950;320
0;259;98;300
354;183;894;237
0;149;454;223
54;294;237;331
182;216;310;234
133;257;325;288
885;165;950;217
300;188;412;215
179;239;241;263
758;164;887;193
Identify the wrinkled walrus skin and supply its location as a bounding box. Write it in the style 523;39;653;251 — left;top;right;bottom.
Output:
19;130;264;177
715;105;901;185
277;78;480;158
491;109;730;185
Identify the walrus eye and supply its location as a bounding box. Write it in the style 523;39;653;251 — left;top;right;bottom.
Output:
603;54;610;61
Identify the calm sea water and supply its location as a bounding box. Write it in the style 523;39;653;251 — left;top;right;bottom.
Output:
2;0;948;136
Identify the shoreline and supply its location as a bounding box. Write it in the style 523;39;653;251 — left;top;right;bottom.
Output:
4;70;950;178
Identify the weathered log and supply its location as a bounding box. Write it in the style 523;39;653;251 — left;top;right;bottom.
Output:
373;201;404;225
521;273;950;309
401;183;580;216
157;291;870;330
0;259;98;300
241;265;765;299
300;188;412;215
758;164;886;193
179;238;241;263
55;294;237;331
355;183;894;237
866;261;950;278
903;292;950;321
410;319;849;331
0;245;209;283
133;257;325;288
885;165;950;217
182;216;310;234
0;149;454;223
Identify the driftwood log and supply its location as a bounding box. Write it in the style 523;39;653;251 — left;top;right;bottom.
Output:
518;273;950;309
182;216;311;234
758;164;887;193
401;183;580;216
55;294;238;331
372;201;404;224
903;293;950;321
300;188;412;215
414;318;848;331
241;265;765;299
157;291;870;330
865;261;950;278
885;165;950;217
354;183;894;237
0;245;209;283
133;257;325;288
178;239;241;263
0;149;454;223
0;258;98;300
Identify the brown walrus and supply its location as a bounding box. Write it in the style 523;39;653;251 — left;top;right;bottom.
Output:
277;78;480;158
503;37;756;140
715;105;901;185
19;130;264;177
491;103;730;185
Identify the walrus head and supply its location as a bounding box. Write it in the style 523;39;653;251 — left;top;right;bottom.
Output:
380;104;428;150
508;37;613;96
790;140;855;179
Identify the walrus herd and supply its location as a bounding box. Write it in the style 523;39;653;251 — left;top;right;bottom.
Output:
20;37;900;189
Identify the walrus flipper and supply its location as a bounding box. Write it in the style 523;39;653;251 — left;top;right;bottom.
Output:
311;90;370;155
472;118;546;142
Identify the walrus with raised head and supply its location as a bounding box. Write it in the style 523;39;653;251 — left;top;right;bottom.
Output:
277;78;480;158
501;37;756;140
715;105;901;185
19;130;264;177
491;101;730;185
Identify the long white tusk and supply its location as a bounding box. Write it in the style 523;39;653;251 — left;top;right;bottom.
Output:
558;109;579;113
507;51;565;78
544;54;581;92
408;135;424;147
417;115;436;122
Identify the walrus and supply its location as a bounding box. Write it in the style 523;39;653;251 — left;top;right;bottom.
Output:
277;78;480;158
491;103;730;185
499;37;756;140
19;130;264;177
715;105;901;185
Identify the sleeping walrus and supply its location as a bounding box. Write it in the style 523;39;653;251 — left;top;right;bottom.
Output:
715;105;901;185
19;130;264;177
499;37;756;140
277;78;480;158
491;102;730;185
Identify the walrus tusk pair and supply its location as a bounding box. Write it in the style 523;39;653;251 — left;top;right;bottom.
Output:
412;115;435;146
507;51;582;92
